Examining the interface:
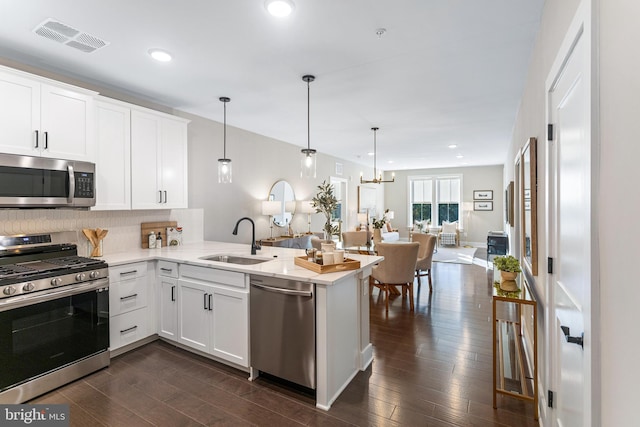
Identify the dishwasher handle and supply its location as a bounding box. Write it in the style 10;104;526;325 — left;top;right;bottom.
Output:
251;282;312;297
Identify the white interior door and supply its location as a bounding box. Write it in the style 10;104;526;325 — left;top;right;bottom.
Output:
547;6;592;426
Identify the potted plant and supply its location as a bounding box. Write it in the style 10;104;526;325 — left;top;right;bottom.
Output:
493;255;521;290
312;180;339;241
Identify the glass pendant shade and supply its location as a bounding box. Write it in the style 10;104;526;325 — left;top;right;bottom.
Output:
218;159;232;183
300;148;316;179
218;96;232;183
301;75;317;178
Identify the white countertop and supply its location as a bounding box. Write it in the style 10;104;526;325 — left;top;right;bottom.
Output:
101;241;382;285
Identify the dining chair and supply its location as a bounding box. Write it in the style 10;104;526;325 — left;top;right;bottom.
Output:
411;233;437;291
370;242;420;312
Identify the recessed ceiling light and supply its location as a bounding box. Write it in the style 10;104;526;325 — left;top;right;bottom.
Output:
265;0;295;17
448;144;457;149
387;160;394;164
367;152;374;156
148;48;172;62
456;154;464;159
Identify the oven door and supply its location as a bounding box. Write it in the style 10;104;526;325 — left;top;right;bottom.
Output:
0;279;109;393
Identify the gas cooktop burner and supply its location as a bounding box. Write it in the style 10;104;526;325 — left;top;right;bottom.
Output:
0;232;109;300
0;264;34;278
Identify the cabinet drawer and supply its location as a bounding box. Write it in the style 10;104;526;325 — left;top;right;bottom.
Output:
109;274;148;316
110;262;147;280
180;264;245;289
158;261;178;278
110;307;151;351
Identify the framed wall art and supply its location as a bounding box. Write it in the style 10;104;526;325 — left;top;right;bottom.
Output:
474;201;493;211
473;190;493;200
506;181;514;226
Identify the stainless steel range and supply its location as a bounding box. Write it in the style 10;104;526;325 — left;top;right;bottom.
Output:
0;232;110;403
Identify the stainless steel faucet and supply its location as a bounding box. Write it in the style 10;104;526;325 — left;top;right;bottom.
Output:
232;217;261;255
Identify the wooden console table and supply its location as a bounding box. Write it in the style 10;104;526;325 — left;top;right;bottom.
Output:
492;272;538;420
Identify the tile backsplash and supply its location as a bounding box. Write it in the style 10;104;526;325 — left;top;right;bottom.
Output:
0;208;204;256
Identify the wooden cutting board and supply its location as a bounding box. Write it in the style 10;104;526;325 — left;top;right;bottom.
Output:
141;221;177;248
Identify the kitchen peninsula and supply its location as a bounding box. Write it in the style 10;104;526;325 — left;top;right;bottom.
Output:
102;241;382;411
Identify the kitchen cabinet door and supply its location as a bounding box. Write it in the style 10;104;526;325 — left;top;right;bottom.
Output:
160;117;188;209
0;67;95;161
158;276;178;341
177;279;213;352
0;70;40;156
131;109;162;209
40;83;94;162
211;287;249;367
131;109;189;210
93;99;131;210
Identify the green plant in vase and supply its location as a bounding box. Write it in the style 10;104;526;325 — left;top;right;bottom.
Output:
312;180;339;240
493;255;521;291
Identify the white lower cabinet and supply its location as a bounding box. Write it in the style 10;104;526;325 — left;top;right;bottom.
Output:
157;261;178;341
109;262;153;352
175;265;249;367
113;259;249;369
210;286;248;366
177;279;212;352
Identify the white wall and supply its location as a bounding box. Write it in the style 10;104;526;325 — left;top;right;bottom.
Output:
598;0;640;424
176;110;375;244
385;165;504;244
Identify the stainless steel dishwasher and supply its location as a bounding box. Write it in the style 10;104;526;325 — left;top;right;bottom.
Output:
250;275;315;389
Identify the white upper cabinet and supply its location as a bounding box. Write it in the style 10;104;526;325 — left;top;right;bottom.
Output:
93;98;131;210
0;66;95;161
131;109;188;210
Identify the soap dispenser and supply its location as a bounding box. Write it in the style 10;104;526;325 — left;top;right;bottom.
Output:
156;232;162;249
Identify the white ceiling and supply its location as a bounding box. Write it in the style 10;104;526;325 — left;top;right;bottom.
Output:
0;0;543;171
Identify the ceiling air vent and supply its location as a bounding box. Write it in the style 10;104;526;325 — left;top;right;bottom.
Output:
32;18;109;53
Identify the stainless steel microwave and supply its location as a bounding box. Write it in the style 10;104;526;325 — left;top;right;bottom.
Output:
0;153;95;208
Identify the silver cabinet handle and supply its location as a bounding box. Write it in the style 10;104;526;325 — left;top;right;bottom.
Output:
208;293;212;311
171;285;175;301
120;293;138;301
164;190;168;204
44;131;48;149
34;130;39;148
203;293;208;310
160;268;173;273
120;325;138;334
120;270;137;276
158;190;163;203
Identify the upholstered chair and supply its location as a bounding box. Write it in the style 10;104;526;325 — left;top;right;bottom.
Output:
411;233;437;290
438;221;459;246
370;242;420;312
341;231;369;248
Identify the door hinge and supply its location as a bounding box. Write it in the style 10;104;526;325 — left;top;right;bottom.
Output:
548;257;554;274
547;123;554;141
548;390;554;408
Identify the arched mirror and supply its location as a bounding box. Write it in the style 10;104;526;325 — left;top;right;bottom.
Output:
269;180;295;227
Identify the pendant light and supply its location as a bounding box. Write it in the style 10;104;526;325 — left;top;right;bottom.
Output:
218;97;232;183
300;75;317;179
360;127;395;184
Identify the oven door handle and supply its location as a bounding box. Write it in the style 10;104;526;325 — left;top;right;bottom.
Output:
0;278;109;312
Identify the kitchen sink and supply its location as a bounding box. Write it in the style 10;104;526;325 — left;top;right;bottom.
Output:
199;254;271;265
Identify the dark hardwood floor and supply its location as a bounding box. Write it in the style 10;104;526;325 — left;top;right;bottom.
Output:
30;257;538;426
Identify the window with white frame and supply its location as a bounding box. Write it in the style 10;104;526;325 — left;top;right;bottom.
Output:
409;175;462;227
